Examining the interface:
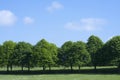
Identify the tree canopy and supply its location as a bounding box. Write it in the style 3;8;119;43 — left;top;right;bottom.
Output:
102;36;120;68
87;35;104;69
0;35;120;71
34;39;58;70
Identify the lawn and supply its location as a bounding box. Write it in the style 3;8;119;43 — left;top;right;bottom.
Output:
0;74;120;80
0;66;119;80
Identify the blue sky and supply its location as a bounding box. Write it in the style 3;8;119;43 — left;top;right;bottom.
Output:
0;0;120;47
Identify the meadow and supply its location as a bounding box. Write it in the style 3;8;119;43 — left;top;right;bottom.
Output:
0;66;119;80
0;74;120;80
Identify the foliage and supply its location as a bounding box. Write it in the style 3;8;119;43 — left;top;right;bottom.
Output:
13;42;33;70
0;35;120;71
71;41;91;67
58;41;73;67
58;41;90;70
0;45;4;67
87;35;103;69
2;41;16;71
102;36;120;68
34;39;58;70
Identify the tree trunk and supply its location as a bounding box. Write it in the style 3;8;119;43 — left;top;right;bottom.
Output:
118;62;120;69
49;65;51;70
28;63;30;71
94;65;96;70
7;64;9;72
70;63;73;71
28;65;30;71
78;65;81;71
21;64;23;71
10;64;12;71
43;65;46;71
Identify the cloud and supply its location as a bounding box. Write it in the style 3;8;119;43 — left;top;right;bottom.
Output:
46;1;64;12
23;17;34;24
0;10;17;26
65;18;107;31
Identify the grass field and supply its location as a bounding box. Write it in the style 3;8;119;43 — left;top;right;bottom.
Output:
0;66;119;80
0;74;120;80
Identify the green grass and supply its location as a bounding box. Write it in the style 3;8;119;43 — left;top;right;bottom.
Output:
0;74;120;80
0;66;119;80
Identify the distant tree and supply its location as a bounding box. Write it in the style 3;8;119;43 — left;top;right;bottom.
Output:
0;45;4;67
71;41;91;70
48;43;58;70
102;36;120;68
2;41;16;71
58;41;90;71
58;41;74;70
57;48;62;66
87;35;103;70
34;39;50;71
32;46;39;68
13;42;33;71
34;39;57;71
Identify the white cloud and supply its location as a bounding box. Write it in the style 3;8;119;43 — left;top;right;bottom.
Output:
23;17;34;24
65;18;107;31
0;10;17;26
46;1;64;12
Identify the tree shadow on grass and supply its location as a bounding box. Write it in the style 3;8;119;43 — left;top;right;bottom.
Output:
0;68;120;75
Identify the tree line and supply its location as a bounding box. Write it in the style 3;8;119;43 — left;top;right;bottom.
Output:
0;35;120;71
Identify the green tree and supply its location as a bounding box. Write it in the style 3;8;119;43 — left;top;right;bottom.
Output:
13;42;33;71
48;43;58;70
2;41;16;71
57;48;63;66
87;35;103;70
58;41;74;70
71;41;91;70
34;39;57;71
58;41;90;71
0;45;4;67
102;36;120;68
